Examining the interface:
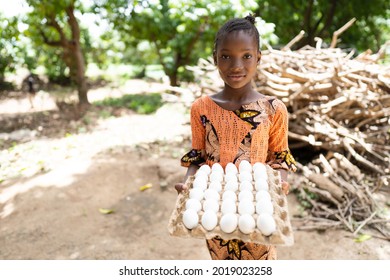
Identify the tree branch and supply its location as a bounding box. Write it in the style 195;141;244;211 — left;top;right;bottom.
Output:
46;15;68;46
318;0;338;38
303;0;314;34
312;13;325;37
65;2;80;42
39;29;63;47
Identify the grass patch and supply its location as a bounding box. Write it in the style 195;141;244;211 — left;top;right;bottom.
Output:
296;188;318;209
93;93;163;114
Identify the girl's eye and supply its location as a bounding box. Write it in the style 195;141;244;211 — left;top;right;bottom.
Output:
221;55;230;59
244;54;252;59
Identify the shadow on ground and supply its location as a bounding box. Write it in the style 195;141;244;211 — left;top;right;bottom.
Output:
0;147;209;259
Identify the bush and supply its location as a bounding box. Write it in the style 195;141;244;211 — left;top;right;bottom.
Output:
93;93;163;114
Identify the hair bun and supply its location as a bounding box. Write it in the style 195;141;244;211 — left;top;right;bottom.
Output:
244;14;256;25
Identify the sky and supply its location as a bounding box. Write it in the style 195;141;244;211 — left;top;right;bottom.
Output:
0;0;97;16
0;0;30;17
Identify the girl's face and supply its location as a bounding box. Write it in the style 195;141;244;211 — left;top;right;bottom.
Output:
214;30;261;90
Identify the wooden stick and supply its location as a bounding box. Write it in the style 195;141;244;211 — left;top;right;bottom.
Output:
299;164;345;202
314;37;323;50
282;30;306;50
343;138;385;174
330;18;356;48
353;211;378;235
260;69;295;84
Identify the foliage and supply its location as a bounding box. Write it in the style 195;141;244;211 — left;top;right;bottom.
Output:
255;0;390;52
87;29;125;70
0;13;20;84
3;0;388;92
93;93;163;114
95;0;264;86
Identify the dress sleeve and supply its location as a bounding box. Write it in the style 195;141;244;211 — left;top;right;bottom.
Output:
180;100;206;167
181;149;205;167
266;100;297;172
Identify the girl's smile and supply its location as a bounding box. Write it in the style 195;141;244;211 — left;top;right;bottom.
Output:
227;74;246;81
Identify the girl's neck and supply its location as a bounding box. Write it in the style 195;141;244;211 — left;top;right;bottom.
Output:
223;85;256;100
211;84;262;111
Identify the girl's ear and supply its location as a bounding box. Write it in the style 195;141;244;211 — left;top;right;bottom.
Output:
257;51;262;64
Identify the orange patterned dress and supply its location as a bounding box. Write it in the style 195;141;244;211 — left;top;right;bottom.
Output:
181;94;296;260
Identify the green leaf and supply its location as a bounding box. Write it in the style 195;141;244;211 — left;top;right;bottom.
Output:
354;234;372;243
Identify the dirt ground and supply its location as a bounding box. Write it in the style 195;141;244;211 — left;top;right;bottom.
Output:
0;80;389;260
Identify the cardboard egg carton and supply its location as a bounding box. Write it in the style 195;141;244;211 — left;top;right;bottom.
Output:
168;165;294;246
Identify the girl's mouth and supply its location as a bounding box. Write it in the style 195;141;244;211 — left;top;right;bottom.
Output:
228;74;246;81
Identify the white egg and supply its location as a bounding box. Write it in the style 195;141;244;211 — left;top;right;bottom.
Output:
257;213;276;236
185;198;202;212
239;171;253;182
211;163;224;174
192;176;208;190
209;181;222;193
255;178;269;191
198;164;211;175
253;162;266;173
224;173;238;183
256;199;274;215
239;214;256;234
194;169;209;179
210;172;223;183
224;180;239;192
239;181;253;192
189;188;204;201
204;188;220;201
222;190;237;202
254;168;268;182
239;160;252;173
256;190;272;201
220;213;238;233
203;199;220;213
238;190;254;202
201;210;218;231
238;199;255;215
182;208;199;230
221;198;237;214
225;162;238;174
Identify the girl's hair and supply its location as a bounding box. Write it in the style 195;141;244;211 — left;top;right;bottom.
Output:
213;14;260;52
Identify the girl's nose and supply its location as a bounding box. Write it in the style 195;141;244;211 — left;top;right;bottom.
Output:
230;58;243;70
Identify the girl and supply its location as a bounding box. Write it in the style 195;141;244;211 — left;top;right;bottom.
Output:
175;14;297;260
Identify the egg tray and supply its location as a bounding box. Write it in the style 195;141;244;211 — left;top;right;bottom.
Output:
167;166;294;246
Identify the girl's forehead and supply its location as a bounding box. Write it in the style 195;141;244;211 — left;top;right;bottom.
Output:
217;30;257;50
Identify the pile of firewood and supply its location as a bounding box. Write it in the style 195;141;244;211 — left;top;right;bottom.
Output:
186;29;390;239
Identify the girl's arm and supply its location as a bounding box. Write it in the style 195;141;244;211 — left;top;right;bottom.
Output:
174;164;199;193
175;99;205;193
267;101;296;195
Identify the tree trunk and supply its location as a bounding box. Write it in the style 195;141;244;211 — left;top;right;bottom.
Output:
73;43;89;106
168;72;178;87
66;5;89;107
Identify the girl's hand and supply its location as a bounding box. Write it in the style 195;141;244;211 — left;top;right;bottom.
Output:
174;183;188;194
281;181;290;195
